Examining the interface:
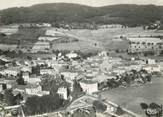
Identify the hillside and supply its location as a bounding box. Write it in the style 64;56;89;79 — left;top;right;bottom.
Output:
0;3;163;26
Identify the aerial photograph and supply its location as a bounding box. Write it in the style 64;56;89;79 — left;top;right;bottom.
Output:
0;0;163;117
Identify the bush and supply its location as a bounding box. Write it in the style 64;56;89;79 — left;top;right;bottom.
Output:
116;106;125;115
93;100;107;113
24;94;64;115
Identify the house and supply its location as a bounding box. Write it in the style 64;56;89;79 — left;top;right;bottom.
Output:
0;67;20;76
93;74;116;83
159;62;163;71
61;72;78;81
0;56;11;62
38;36;60;41
57;87;68;100
128;64;142;71
21;66;32;73
66;52;78;59
128;37;163;53
42;23;52;27
27;75;41;84
40;68;56;75
22;72;30;82
146;59;156;64
80;80;98;94
25;85;49;96
113;68;126;75
98;51;108;57
32;41;50;53
100;57;112;73
143;64;161;73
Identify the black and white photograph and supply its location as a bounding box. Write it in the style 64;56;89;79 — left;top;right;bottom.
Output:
0;0;163;117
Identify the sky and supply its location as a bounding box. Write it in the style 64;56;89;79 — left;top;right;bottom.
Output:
0;0;163;10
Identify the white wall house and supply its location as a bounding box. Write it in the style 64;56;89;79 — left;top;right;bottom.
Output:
61;72;78;81
26;75;41;84
22;72;30;82
80;80;98;94
113;68;126;75
57;87;68;100
21;66;32;73
146;59;156;65
38;36;60;41
143;64;161;73
0;68;20;76
25;85;49;96
66;52;78;59
40;69;56;75
128;37;163;53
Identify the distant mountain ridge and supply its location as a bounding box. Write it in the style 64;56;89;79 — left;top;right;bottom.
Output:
0;3;163;26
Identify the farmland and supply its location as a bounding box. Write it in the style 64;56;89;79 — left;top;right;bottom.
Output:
100;77;163;116
0;26;162;54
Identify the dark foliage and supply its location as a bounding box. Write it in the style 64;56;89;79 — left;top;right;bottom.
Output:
16;72;26;85
140;103;148;110
116;106;125;115
4;89;15;106
72;80;83;98
40;75;70;96
0;3;163;26
93;100;107;113
4;89;23;106
24;94;64;115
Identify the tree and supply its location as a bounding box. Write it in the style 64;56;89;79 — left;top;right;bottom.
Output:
24;94;64;115
149;103;161;110
72;80;83;97
32;65;40;75
93;100;107;113
145;103;162;117
14;93;23;105
16;77;25;85
116;106;125;115
41;75;70;96
4;89;15;106
140;103;148;110
0;93;4;101
146;75;152;82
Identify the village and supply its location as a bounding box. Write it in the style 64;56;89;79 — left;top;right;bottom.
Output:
0;22;163;117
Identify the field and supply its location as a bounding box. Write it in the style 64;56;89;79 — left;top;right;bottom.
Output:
1;26;162;54
65;27;159;51
100;77;163;116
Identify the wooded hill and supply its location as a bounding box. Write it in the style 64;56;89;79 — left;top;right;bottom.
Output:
0;3;163;26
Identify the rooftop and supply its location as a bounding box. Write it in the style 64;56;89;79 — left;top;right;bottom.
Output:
128;37;162;43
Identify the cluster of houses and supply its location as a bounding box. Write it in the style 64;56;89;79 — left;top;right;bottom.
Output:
0;25;163;116
127;37;163;54
0;49;162;100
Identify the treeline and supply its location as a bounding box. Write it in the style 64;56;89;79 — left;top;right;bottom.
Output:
0;3;163;26
24;94;64;115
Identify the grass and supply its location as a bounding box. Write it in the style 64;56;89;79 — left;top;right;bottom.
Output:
0;28;46;46
1;26;162;54
100;77;163;116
